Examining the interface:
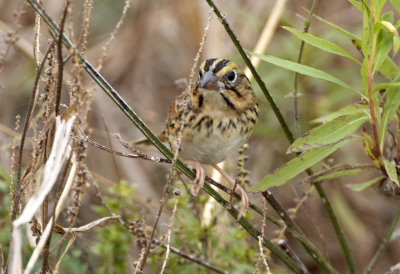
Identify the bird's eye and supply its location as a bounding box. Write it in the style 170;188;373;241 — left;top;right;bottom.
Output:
227;70;237;83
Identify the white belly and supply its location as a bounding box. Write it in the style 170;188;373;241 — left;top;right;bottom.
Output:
180;127;249;165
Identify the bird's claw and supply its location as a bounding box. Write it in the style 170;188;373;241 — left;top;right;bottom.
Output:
187;161;205;196
233;184;249;220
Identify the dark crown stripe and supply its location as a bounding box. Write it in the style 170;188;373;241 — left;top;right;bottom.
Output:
203;58;217;72
212;59;230;73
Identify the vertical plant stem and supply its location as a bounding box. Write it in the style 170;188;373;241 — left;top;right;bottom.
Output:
364;202;400;274
313;183;355;273
262;190;338;274
293;0;317;138
365;1;381;161
55;0;69;116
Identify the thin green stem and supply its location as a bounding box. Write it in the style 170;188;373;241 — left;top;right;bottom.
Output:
293;0;317;138
26;0;305;272
204;0;294;143
262;191;338;274
313;182;355;273
364;202;400;274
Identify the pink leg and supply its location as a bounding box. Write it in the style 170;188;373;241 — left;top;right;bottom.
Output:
212;164;249;220
186;160;205;196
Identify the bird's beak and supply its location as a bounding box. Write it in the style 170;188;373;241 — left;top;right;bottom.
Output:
200;70;219;90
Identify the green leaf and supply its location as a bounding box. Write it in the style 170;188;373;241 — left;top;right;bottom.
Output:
378;57;399;80
383;158;399;185
390;0;400;14
347;175;385;191
251;139;352;191
361;0;373;57
313;14;361;42
349;0;362;11
252;53;365;98
394;35;400;54
315;168;365;182
376;0;388;18
374;22;394;73
289;114;369;153
380;88;400;150
283;26;361;64
373;82;400;91
312;104;370;123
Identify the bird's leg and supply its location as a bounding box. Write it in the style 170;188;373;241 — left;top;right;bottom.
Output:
212;164;249;220
185;160;205;196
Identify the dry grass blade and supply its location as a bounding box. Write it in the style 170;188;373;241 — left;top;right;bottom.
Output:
24;153;77;274
159;191;179;274
9;116;76;273
244;0;288;79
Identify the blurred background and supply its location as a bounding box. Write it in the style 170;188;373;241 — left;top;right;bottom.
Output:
0;0;399;273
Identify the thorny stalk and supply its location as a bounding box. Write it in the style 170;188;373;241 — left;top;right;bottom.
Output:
254;199;271;274
96;0;130;71
0;2;27;73
159;190;179;274
137;149;179;272
80;0;94;55
33;0;42;68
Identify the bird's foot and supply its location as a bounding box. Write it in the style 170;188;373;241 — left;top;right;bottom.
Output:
186;160;205;196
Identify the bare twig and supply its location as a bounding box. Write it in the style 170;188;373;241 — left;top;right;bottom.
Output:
138;115;184;271
56;216;121;233
96;0;130;71
160;190;179;274
254;199;272;274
